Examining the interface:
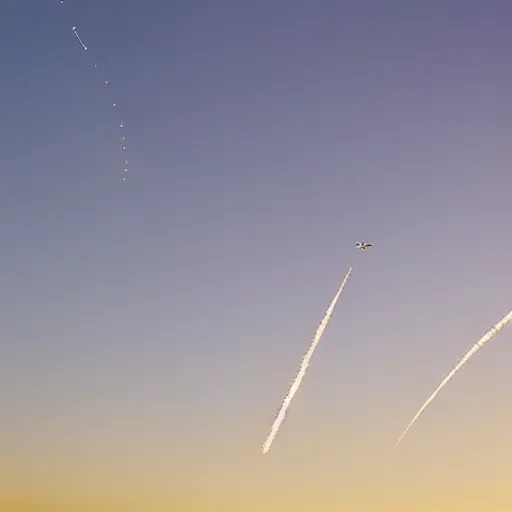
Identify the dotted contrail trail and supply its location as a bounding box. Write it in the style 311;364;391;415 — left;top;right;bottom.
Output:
262;266;352;454
395;308;512;448
72;26;87;51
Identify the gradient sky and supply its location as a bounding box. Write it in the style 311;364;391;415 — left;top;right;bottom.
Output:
2;1;512;510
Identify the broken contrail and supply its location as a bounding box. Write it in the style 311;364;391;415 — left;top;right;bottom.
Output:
262;266;352;454
394;308;512;448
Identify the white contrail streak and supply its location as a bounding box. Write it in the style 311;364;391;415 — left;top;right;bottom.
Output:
72;26;88;51
394;308;512;448
262;266;352;454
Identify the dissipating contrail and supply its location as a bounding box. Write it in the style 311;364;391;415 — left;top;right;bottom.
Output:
394;308;512;448
262;266;352;454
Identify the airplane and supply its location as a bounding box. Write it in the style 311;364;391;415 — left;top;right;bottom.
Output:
356;242;372;250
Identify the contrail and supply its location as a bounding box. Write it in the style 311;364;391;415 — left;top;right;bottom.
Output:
72;26;88;51
395;308;512;448
262;266;352;454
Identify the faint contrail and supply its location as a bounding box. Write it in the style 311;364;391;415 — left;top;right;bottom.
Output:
262;266;352;454
394;308;512;448
72;26;88;51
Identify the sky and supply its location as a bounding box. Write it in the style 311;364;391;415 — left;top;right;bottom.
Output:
2;0;512;510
